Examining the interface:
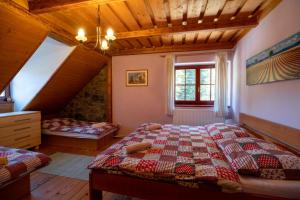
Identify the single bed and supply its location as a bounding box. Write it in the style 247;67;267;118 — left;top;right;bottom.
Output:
0;146;51;200
88;119;300;200
42;118;119;150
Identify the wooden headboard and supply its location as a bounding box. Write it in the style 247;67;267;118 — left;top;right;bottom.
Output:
239;113;300;153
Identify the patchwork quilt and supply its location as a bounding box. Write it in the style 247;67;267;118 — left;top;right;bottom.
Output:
206;123;250;141
88;124;241;192
217;137;300;180
0;147;51;187
42;118;118;136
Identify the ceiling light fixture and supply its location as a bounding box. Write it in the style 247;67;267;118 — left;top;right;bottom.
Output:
75;28;87;42
75;5;116;53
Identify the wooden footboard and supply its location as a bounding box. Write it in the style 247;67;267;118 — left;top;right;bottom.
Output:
0;174;30;200
89;170;286;200
42;130;117;151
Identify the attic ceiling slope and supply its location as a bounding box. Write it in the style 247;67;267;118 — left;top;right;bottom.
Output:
24;46;107;114
0;2;48;93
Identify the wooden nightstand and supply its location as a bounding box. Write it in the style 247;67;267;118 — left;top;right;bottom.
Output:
0;111;41;149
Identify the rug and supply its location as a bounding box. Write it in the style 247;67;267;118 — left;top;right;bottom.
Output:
38;152;94;181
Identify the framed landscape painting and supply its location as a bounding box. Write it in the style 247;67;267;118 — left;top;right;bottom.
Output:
126;69;148;86
246;31;300;85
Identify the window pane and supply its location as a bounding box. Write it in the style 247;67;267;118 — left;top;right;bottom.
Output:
186;69;195;84
200;85;210;101
0;91;5;97
176;70;185;84
175;85;185;100
211;85;215;101
200;69;210;84
185;85;195;100
211;68;215;84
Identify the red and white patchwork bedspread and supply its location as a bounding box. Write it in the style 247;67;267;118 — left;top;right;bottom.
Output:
42;118;118;136
88;124;241;192
0;147;50;187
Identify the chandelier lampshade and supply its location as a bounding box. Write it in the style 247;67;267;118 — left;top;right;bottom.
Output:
75;5;115;53
105;28;116;41
75;28;87;43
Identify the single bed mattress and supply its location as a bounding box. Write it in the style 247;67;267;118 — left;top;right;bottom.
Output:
42;118;119;139
0;146;51;187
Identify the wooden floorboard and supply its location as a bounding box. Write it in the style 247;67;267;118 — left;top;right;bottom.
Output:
23;172;136;200
22;138;133;200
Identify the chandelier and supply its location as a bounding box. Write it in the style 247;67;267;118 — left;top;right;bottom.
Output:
75;5;116;53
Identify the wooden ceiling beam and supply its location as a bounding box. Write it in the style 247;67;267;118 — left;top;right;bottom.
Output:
90;17;258;40
111;42;235;56
28;0;126;14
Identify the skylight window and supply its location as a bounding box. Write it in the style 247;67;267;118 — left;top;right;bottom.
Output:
11;37;75;111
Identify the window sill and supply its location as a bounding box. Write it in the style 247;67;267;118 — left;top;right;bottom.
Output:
175;105;214;108
0;100;13;105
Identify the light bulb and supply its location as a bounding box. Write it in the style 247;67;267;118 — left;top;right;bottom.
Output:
105;28;116;41
107;28;114;37
101;39;109;50
78;28;85;37
75;28;87;42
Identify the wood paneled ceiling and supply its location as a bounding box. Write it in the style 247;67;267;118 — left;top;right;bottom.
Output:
19;0;281;55
0;2;48;93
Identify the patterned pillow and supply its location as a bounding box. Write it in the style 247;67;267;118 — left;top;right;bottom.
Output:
217;137;300;180
205;123;250;141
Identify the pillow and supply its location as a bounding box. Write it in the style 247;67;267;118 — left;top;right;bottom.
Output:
205;123;250;141
217;137;300;180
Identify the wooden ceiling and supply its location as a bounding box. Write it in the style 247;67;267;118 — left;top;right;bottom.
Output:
23;0;281;56
0;2;48;93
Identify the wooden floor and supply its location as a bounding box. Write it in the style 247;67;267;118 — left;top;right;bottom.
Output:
21;137;136;200
23;171;136;200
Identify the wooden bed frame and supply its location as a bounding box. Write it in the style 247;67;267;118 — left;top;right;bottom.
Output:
42;130;118;151
0;174;30;200
89;113;300;200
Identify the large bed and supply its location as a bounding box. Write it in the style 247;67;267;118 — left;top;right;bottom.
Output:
88;115;300;200
42;118;119;150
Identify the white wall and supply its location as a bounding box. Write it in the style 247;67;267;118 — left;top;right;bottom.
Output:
232;0;300;129
11;37;75;111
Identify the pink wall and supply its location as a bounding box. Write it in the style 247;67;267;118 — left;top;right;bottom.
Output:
112;52;222;135
232;0;300;129
175;53;216;63
112;54;172;135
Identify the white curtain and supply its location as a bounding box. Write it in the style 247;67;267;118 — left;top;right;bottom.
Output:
165;54;175;116
214;52;228;117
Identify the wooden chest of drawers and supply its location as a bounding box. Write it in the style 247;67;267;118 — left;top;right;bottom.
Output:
0;111;41;149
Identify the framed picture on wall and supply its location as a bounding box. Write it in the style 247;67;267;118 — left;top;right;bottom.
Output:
126;69;148;86
246;31;300;85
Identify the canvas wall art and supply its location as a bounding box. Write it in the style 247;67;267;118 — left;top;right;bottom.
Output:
126;70;148;86
246;31;300;85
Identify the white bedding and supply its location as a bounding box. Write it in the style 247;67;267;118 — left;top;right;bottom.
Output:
42;128;117;140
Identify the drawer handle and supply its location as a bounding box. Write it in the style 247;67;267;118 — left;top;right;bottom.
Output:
15;134;31;141
19;144;31;149
14;127;31;132
14;118;31;123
